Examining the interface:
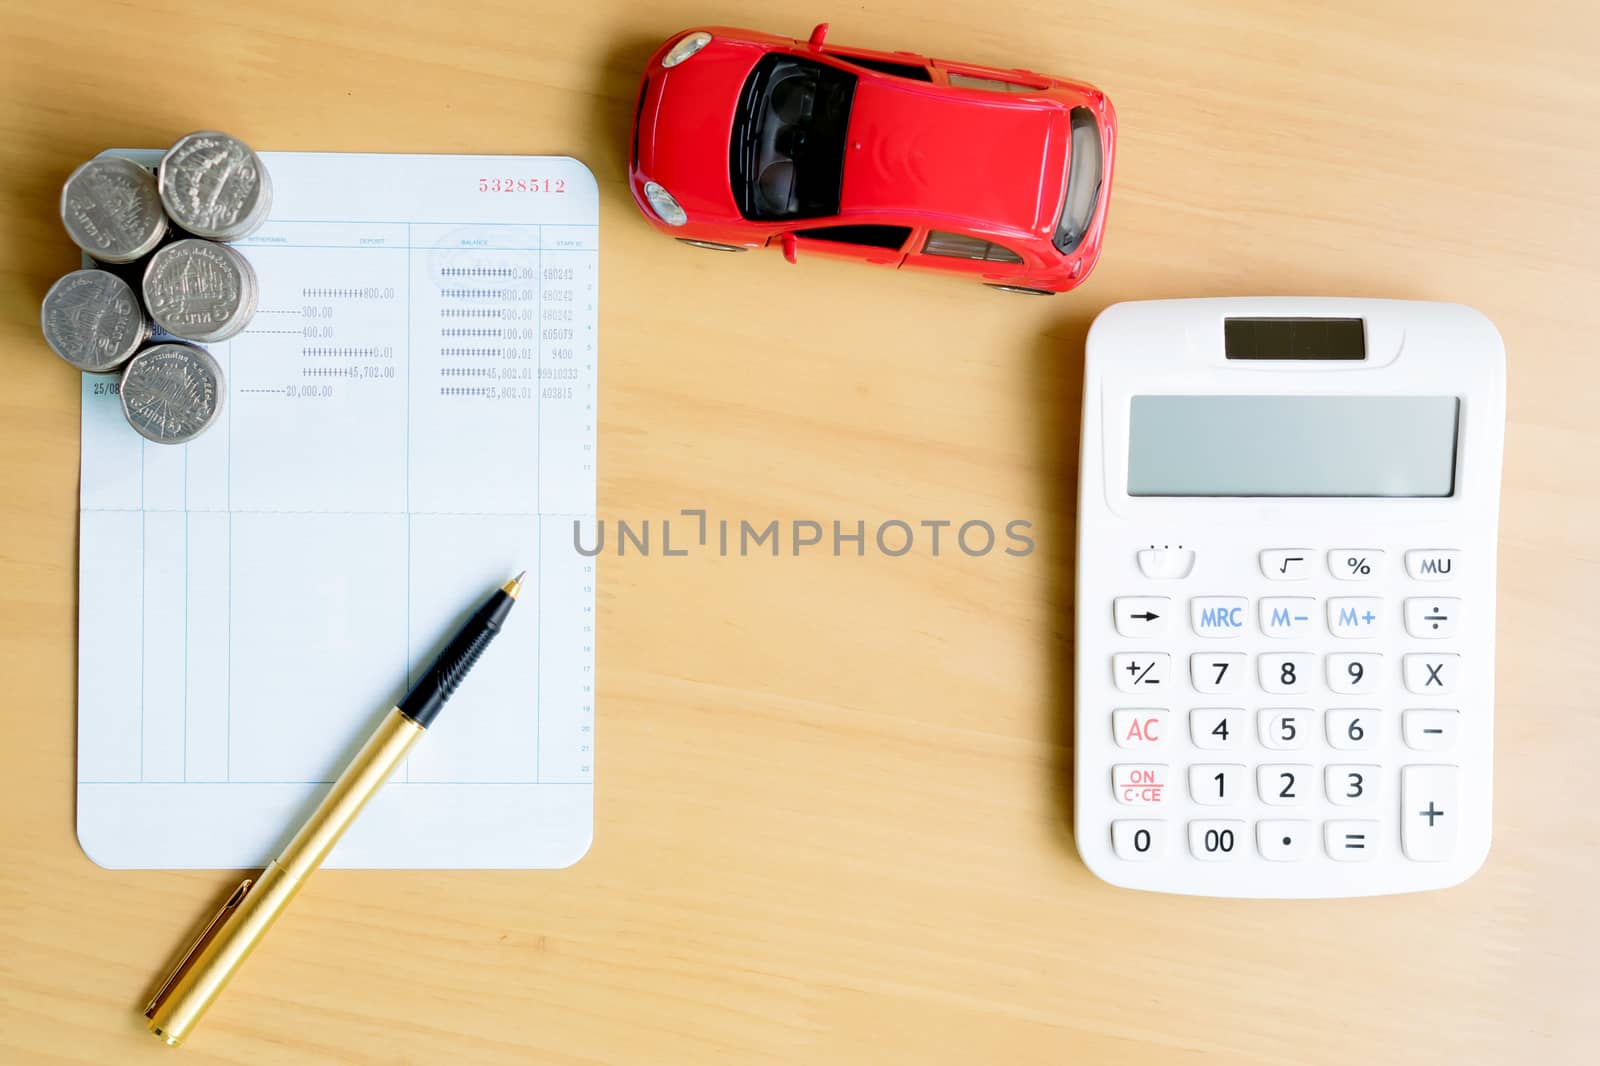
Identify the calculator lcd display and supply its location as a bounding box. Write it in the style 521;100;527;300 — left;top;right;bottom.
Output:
1126;395;1459;497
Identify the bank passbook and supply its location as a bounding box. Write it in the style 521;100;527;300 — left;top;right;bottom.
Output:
77;153;598;869
1075;298;1504;897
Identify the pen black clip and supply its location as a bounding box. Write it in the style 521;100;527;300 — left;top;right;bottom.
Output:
143;877;254;1018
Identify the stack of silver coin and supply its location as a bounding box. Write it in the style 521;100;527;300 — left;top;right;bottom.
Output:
119;342;227;446
143;239;260;344
158;131;273;242
40;130;270;444
40;270;151;372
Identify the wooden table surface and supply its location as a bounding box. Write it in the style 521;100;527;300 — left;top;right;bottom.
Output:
2;1;1597;1063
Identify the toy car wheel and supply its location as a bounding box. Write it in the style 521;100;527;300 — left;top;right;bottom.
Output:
675;238;747;252
986;284;1056;296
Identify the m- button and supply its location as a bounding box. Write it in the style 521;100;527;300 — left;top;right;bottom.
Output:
1260;597;1315;639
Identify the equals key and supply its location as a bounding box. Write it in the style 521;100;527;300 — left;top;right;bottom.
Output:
1327;821;1378;861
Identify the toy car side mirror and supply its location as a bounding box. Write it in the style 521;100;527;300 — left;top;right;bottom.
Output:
807;23;828;49
781;232;799;263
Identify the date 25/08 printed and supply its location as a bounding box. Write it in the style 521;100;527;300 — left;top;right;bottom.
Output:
479;177;567;193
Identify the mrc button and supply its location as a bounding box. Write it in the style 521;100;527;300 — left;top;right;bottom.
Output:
1112;764;1169;805
1191;596;1247;637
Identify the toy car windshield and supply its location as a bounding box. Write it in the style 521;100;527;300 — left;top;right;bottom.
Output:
731;54;857;221
1053;107;1103;254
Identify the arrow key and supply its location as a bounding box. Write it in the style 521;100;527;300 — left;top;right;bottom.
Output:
1113;596;1171;638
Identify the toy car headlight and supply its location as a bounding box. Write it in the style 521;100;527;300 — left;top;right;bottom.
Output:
661;32;711;68
643;181;688;226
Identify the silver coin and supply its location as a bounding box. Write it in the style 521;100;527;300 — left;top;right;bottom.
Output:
143;239;258;343
60;156;167;263
158;131;273;241
119;343;224;445
40;269;150;372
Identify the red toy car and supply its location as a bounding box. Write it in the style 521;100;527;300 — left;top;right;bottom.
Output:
629;23;1116;295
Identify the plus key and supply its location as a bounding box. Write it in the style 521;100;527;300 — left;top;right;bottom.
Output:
1401;765;1460;862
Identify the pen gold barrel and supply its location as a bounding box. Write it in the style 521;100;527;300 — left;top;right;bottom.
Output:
144;708;424;1046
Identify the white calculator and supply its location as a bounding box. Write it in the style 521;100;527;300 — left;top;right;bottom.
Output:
1075;298;1505;897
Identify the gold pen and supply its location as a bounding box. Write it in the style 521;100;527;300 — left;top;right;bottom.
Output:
143;572;524;1047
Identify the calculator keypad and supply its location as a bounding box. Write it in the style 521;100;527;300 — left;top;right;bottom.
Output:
1107;548;1464;867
